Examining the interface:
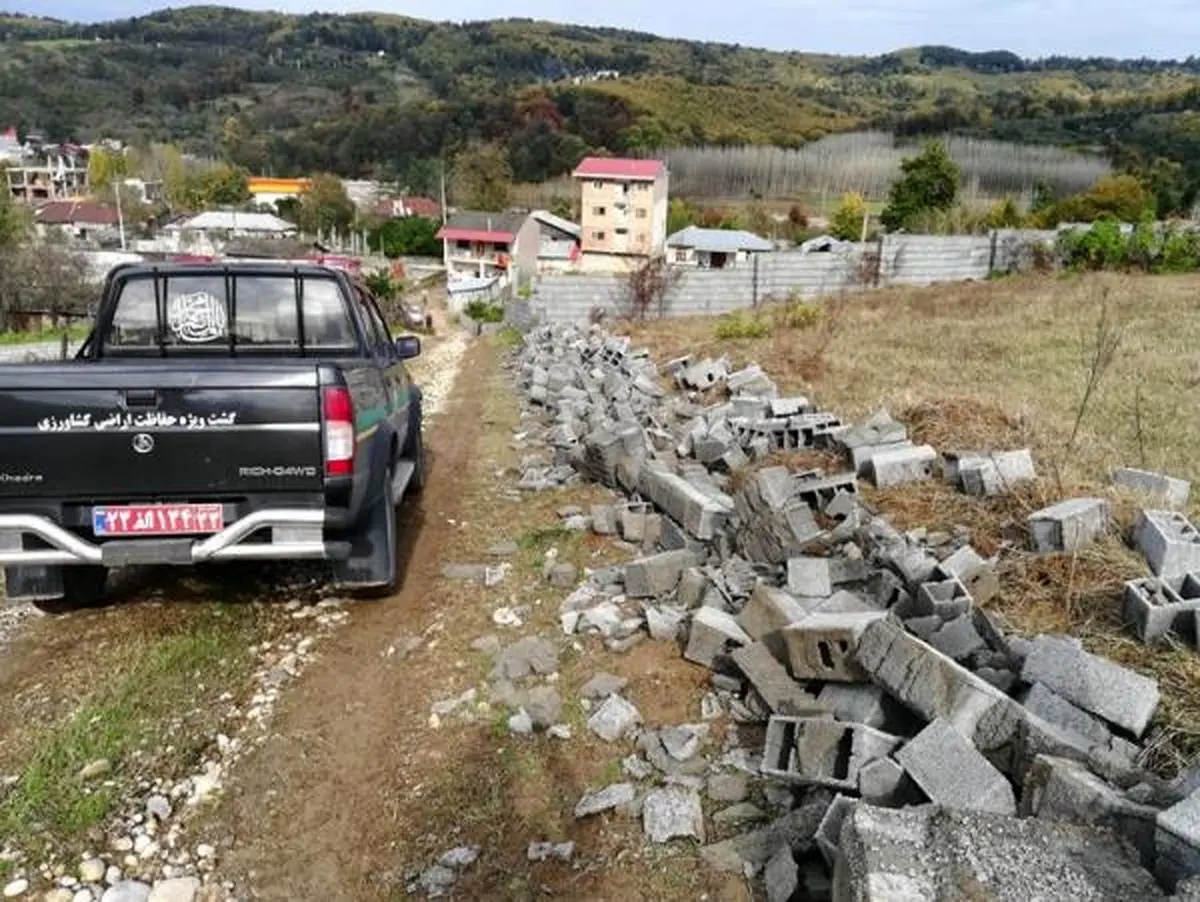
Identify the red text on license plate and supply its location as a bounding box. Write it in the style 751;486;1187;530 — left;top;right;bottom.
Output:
92;504;224;536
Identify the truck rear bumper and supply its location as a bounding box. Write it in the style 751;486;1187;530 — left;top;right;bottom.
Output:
0;509;350;568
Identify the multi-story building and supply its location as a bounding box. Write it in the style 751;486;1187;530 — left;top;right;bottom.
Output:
5;142;89;203
435;211;540;284
571;157;668;271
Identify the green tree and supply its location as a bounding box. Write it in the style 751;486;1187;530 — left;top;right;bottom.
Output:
880;140;960;232
201;164;251;207
87;148;128;196
667;197;698;234
829;192;867;241
369;216;441;257
297;174;357;236
450;143;512;212
0;181;29;249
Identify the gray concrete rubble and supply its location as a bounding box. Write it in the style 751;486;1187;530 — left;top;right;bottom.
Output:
508;324;1189;899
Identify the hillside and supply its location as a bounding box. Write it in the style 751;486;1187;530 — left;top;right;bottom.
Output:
2;6;1200;198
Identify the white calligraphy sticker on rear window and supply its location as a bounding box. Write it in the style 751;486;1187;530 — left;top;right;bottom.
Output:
167;291;227;343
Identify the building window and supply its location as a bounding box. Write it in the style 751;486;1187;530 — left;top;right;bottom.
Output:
635;208;647;219
615;227;628;235
455;240;469;250
593;230;606;241
592;206;606;216
592;181;604;190
637;183;650;191
674;249;688;262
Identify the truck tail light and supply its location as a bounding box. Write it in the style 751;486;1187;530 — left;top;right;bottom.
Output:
322;386;354;477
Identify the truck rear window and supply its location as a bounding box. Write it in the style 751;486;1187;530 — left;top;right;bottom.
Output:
104;273;357;351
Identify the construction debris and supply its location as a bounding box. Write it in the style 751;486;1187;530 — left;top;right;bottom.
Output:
509;323;1197;900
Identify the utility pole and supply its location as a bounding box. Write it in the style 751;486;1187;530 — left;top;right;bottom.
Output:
439;158;448;225
113;182;126;251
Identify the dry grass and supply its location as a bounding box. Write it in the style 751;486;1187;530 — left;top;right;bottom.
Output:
629;271;1200;772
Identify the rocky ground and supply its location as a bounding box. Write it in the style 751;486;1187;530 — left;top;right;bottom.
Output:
4;301;1200;902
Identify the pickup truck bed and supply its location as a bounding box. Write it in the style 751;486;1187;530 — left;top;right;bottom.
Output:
0;261;426;612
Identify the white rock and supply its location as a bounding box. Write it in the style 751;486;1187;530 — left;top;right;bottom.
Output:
193;847;214;861
146;878;199;902
132;838;152;856
73;891;95;902
104;866;122;885
100;882;151;902
79;859;106;883
1;879;27;898
43;892;73;902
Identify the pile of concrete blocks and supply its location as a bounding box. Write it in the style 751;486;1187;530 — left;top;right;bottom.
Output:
511;324;1198;900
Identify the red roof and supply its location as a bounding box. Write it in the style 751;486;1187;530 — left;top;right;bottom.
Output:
404;196;441;217
572;157;665;181
35;200;120;226
436;227;515;243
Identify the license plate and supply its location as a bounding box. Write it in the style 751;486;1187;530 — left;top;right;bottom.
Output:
92;503;224;537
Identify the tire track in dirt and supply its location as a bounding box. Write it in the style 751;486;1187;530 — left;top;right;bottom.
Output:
195;338;494;901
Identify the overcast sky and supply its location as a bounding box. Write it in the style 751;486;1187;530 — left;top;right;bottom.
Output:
7;0;1199;59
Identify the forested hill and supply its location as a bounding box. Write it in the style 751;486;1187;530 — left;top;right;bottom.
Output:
3;5;1200;192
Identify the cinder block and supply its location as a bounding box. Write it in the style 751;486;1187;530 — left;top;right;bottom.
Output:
1134;510;1200;579
782;612;886;682
817;683;888;728
677;567;709;609
1158;790;1200;891
1124;573;1200;645
849;441;914;477
1113;467;1191;510
854;617;1025;765
894;718;1017;815
590;504;618;535
815;794;857;868
1018;683;1129;757
731;642;827;717
737;584;810;662
927;613;987;662
867;444;938;488
761;715;901;792
957;449;1036;497
914;577;973;620
684;607;751;668
786;556;833;598
934;545;999;606
1020;635;1160;739
1028;498;1109;553
624;549;698;598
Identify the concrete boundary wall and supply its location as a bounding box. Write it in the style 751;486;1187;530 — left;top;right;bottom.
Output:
529;229;1059;326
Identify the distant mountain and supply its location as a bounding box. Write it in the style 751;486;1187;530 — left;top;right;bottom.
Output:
1;5;1198;195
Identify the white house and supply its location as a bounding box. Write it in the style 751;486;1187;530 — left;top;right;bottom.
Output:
530;210;582;272
151;210;298;255
665;226;774;269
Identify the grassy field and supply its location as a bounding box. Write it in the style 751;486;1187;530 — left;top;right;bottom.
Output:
628;271;1200;771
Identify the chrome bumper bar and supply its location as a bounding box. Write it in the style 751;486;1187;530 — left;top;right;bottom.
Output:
0;509;330;567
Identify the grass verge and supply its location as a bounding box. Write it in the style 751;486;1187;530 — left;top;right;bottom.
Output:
0;604;261;852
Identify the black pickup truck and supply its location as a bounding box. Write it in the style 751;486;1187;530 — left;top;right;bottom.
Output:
0;261;426;612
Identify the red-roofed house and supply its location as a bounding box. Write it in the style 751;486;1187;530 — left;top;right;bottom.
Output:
571;156;669;271
33;199;120;242
375;195;441;220
434;210;540;283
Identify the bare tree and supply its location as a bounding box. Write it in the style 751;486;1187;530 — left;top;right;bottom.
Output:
622;255;682;321
0;244;95;330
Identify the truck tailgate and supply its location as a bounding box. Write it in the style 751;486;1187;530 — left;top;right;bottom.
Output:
0;363;325;499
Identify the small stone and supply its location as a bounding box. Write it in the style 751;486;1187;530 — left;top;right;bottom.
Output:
587;694;642;742
43;891;74;902
437;846;480;869
73;892;94;902
80;860;106;884
579;672;627;700
194;846;214;860
507;709;534;735
574;783;636;818
99;883;151;902
78;759;111;781
526;841;575;862
1;880;27;898
146;878;199;902
707;773;750;803
642;787;705;843
146;796;171;823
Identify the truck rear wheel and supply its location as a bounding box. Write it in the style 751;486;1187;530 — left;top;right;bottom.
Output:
31;566;109;615
336;463;399;599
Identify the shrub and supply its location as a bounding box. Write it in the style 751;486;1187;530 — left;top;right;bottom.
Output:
464;299;504;323
776;299;822;330
880;139;960;232
829;192;867;241
714;310;772;340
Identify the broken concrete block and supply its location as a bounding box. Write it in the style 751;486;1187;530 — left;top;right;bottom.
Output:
856;756;915;806
1158;790;1200;890
587;694;642;742
1028;497;1109;553
1017;682;1138;759
867;444;937;488
814;794;856;868
1113;467;1190;510
958;449;1036;497
1134;510;1200;579
781;612;886;682
817;683;888;729
934;544;1000;605
590;505;618;535
1022;754;1157;868
834;803;1170;902
761;716;901;792
676;567;709;608
574;782;636;818
1123;573;1200;646
737;584;810;662
849;440;914;477
854;617;1024;766
638;467;734;541
914;576;973;620
730;642;827;717
698;795;832;873
1020;635;1160;738
644;605;688;642
927;613;987;662
624;549;698;599
684;607;751;668
763;844;799;902
786;555;833;598
895;718;1016;815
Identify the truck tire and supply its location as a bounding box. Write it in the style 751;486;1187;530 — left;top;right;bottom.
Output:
31;565;108;615
341;462;399;599
405;421;426;496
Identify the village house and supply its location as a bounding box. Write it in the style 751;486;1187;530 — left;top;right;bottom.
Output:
33;200;121;243
435;211;540;283
4;138;89;203
153;210;297;256
571;156;669;272
530;210;582;272
373;195;441;220
247;177;312;212
666;225;775;269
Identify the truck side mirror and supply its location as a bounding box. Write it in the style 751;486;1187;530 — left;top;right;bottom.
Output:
394;335;421;359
